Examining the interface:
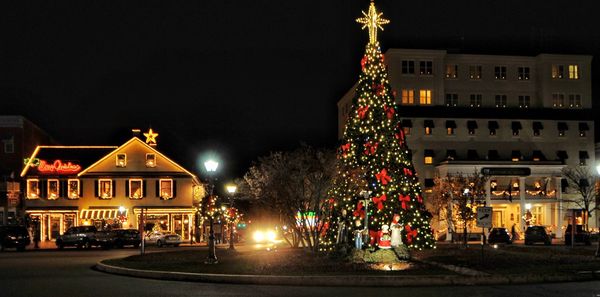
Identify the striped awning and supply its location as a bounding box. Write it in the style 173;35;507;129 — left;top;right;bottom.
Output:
79;209;127;220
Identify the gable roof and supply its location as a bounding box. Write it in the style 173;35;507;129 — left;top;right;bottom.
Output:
20;146;118;177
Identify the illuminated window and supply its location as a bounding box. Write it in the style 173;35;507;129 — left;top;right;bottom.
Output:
401;60;415;74
445;64;458;78
568;64;579;79
446;120;456;135
518;95;530;108
401;89;414;104
98;179;113;199
425;127;432;135
552;93;565;108
518;67;530;80
568;94;581;108
27;179;40;199
469;94;482;107
419;90;432;105
67;179;80;199
159;179;174;199
551;64;564;79
532;150;545;162
424;150;434;164
146;153;156;167
445;94;458;107
419;61;433;75
403;127;411;135
511;151;521;162
401;120;412;135
494;66;506;80
47;179;59;200
494;95;507;108
129;179;143;199
424;120;434;135
469;65;482;79
116;153;127;167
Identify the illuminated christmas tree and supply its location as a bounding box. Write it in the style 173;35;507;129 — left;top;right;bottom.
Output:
322;1;435;251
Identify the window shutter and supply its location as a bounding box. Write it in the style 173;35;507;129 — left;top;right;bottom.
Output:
40;180;47;198
155;180;160;198
112;180;116;198
94;180;99;197
79;180;83;197
172;180;177;198
60;180;67;198
125;180;130;198
143;180;147;198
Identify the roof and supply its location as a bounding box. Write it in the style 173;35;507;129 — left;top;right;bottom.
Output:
21;146;118;177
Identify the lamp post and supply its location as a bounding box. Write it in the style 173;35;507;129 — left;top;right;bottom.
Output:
204;159;219;264
595;164;600;257
226;184;237;250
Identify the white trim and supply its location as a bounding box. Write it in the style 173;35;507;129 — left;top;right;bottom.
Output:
67;179;80;199
47;179;60;200
26;179;40;199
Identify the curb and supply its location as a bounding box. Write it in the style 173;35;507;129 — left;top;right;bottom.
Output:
95;261;598;287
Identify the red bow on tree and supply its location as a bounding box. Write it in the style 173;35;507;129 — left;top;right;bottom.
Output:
403;168;413;176
361;56;367;70
372;194;387;211
380;54;385;63
340;143;351;158
369;229;379;246
384;106;395;119
357;106;370;119
405;225;418;244
372;83;385;96
417;194;423;203
399;194;411;210
363;141;378;155
353;201;365;218
376;168;391;185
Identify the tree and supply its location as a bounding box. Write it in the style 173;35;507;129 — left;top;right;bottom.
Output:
321;2;435;251
561;166;599;231
243;146;336;252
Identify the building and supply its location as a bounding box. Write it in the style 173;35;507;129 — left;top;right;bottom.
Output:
338;49;596;237
20;131;201;242
0;116;57;225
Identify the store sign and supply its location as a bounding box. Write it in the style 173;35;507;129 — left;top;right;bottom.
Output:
481;167;531;176
37;160;81;175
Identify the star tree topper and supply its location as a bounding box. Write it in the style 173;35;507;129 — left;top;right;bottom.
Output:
143;128;159;145
356;1;390;44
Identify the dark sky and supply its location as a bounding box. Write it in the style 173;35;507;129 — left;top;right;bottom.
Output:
2;0;600;179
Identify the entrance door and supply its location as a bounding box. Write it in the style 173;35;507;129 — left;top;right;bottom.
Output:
50;215;61;240
492;211;504;228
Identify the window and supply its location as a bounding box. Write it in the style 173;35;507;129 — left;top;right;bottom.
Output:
446;150;457;160
533;121;543;136
419;60;433;75
469;65;482;79
401;60;415;74
518;95;530;108
3;137;14;154
532;151;545;162
557;122;568;137
568;64;579;79
98;179;113;199
467;150;479;160
129;179;143;199
445;94;458;107
494;95;507;108
511;150;521;162
424;150;434;164
445;64;458;78
488;121;499;136
552;93;565;107
401;119;412;135
579;151;589;166
146;153;156;167
116;153;127;167
47;179;59;200
556;151;568;162
159;179;174;199
446;120;456;135
551;64;564;79
568;94;581;108
401;89;414;104
424;120;434;135
518;67;530;80
578;122;589;137
419;89;432;105
494;66;507;80
467;120;478;135
469;94;482;107
488;150;500;161
511;121;522;136
67;179;80;199
27;179;40;199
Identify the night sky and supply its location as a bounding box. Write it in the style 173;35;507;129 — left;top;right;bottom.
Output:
2;0;600;179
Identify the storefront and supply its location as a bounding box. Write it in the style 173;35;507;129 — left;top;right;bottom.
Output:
25;208;78;241
134;207;195;240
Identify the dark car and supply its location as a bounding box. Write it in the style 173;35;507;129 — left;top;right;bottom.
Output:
110;229;141;248
524;226;551;245
564;224;591;245
95;230;116;249
488;227;512;244
0;225;31;251
56;226;98;249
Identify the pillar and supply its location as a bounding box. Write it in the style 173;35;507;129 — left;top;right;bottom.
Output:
555;176;563;238
519;177;526;232
485;178;492;206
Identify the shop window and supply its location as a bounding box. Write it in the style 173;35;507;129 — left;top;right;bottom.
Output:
445;64;458;78
47;179;59;200
67;179;80;199
27;179;40;199
98;179;113;199
159;179;174;199
116;153;127;167
129;179;143;199
146;153;157;167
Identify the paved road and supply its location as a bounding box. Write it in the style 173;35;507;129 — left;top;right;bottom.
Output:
1;246;599;297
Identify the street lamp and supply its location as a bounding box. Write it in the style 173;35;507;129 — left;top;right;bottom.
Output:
226;184;237;250
204;159;219;264
596;164;600;257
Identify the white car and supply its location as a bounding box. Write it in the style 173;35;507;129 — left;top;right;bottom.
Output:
144;231;182;247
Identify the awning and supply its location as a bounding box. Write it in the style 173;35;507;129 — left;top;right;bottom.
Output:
579;151;589;159
511;121;522;130
488;121;499;130
467;150;479;160
424;120;435;128
446;150;457;160
401;119;413;128
445;120;457;129
556;151;568;160
557;122;568;131
467;120;478;130
533;122;544;130
79;208;127;220
424;149;435;157
488;150;500;160
578;122;589;131
532;150;546;161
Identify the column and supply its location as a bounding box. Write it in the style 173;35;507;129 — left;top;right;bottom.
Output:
519;177;526;232
485;178;492;206
555;177;563;238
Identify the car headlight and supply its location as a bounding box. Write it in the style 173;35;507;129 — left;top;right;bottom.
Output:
253;231;265;242
266;231;276;242
9;236;17;240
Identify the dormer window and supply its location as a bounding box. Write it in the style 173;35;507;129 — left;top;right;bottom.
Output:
129;179;143;199
116;153;127;167
98;179;113;199
27;179;40;199
146;153;156;168
47;179;59;200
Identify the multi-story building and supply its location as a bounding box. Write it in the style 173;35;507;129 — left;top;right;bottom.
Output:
20;131;201;242
338;49;596;238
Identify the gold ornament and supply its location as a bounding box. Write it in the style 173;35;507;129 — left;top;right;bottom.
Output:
356;1;390;44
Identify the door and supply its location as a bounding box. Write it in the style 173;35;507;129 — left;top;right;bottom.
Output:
50;215;61;240
492;211;504;228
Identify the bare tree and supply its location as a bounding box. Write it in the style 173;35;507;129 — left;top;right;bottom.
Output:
561;166;599;232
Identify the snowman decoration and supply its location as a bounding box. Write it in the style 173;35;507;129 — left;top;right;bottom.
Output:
378;224;392;249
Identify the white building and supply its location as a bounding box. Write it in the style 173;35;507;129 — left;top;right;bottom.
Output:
338;49;596;238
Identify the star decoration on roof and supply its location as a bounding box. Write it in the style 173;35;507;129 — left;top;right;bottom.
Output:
356;1;390;44
143;128;159;145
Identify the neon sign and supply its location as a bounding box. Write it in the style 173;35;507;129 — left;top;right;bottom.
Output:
37;160;82;175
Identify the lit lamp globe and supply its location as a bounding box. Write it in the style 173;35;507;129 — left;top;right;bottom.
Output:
204;160;219;173
226;185;237;194
596;164;600;175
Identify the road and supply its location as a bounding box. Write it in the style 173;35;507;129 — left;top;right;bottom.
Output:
0;246;599;297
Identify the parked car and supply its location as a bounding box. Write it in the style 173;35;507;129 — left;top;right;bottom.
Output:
95;230;116;249
110;229;141;248
0;225;31;252
488;228;512;244
524;226;551;245
564;224;591;245
145;231;181;247
56;226;99;249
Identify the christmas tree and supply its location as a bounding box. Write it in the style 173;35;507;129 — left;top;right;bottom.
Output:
321;1;435;251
